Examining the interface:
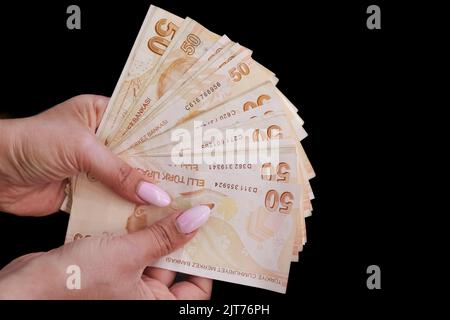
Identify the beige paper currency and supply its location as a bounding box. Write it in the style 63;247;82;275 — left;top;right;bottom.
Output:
133;145;307;259
97;5;184;146
108;19;222;144
64;4;315;293
113;46;278;153
67;161;301;293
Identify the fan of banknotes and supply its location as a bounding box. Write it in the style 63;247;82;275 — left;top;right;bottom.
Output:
62;5;315;293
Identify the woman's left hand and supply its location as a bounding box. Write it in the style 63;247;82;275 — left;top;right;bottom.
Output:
0;95;168;216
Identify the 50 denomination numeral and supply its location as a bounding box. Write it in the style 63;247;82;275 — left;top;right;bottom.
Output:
181;33;201;55
261;162;290;182
148;18;179;56
265;190;294;214
243;94;271;111
229;62;250;82
253;124;283;141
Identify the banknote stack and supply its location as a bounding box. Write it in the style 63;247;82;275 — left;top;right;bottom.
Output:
63;5;315;293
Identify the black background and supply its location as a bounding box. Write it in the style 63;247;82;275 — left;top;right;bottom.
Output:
0;0;415;312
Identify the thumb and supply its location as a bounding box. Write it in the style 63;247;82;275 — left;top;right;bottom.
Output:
121;205;211;267
79;138;171;207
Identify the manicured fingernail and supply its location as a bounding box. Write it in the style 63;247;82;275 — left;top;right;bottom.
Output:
176;205;211;234
137;181;171;207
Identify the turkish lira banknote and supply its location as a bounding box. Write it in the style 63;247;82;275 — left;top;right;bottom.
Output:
63;4;315;293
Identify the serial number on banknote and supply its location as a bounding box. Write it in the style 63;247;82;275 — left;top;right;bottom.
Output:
208;163;253;170
197;109;239;127
185;81;222;110
214;181;257;193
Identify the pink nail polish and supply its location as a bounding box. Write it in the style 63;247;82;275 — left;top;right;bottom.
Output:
176;205;211;234
137;182;171;207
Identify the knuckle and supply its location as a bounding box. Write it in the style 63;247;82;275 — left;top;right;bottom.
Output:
70;95;92;113
77;132;95;149
109;235;144;270
74;133;96;171
70;95;101;131
148;222;176;258
117;164;134;191
72;94;96;108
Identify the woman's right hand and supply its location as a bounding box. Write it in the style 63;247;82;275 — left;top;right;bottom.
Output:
0;206;212;299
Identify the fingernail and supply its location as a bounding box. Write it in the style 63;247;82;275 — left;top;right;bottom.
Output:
137;182;171;207
176;205;211;234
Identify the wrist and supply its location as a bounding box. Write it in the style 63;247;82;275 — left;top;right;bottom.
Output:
0;119;23;178
0;118;28;212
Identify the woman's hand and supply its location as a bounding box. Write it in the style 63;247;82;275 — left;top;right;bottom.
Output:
0;207;212;299
0;95;212;300
0;95;170;216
